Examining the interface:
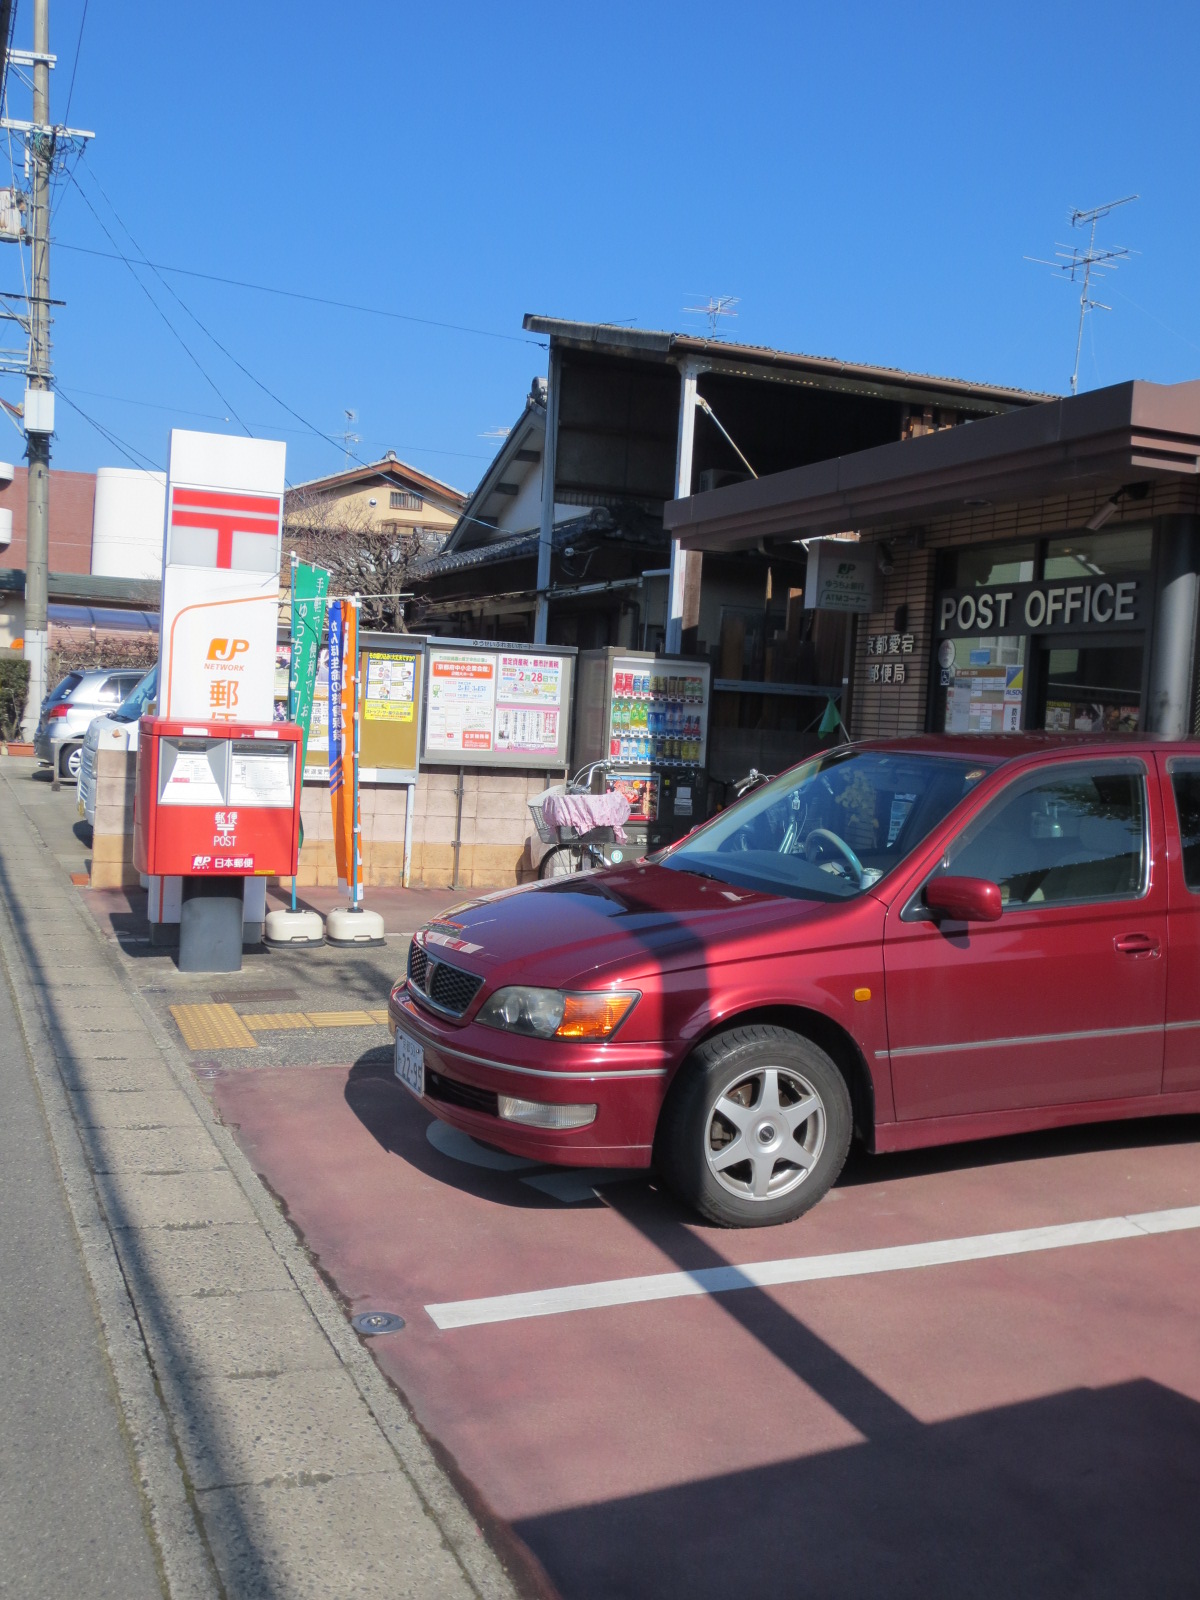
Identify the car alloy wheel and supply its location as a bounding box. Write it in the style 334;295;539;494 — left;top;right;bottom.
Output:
704;1063;826;1203
60;743;82;781
657;1024;852;1227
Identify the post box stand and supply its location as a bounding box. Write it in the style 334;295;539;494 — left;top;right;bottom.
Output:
133;717;303;973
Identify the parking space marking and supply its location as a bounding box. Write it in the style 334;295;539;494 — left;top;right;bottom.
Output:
425;1204;1200;1330
169;1003;258;1051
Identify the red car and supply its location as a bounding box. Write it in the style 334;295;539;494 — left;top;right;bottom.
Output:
389;735;1200;1226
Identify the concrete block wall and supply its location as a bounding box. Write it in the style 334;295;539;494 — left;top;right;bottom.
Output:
89;748;140;889
294;767;559;890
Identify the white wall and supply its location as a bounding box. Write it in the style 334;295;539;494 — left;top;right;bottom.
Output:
90;468;167;581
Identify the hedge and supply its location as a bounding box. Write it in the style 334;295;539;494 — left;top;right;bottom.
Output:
0;657;30;740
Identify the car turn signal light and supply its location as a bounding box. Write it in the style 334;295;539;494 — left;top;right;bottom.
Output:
554;992;639;1040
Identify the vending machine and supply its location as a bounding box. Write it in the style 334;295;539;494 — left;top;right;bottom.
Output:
573;649;712;850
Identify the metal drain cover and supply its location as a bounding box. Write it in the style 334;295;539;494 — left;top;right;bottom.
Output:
352;1311;405;1336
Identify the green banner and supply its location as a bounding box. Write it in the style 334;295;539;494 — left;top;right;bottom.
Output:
289;562;330;776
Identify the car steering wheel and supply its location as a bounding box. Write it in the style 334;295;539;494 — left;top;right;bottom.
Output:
804;827;865;887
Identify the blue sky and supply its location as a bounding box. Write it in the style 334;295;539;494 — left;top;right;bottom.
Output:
11;0;1200;490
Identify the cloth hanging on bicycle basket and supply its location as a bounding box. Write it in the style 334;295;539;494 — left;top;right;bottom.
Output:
541;791;632;842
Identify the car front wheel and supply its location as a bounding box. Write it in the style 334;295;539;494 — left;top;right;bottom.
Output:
657;1025;852;1227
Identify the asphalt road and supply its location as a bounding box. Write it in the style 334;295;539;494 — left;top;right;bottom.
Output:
0;932;163;1598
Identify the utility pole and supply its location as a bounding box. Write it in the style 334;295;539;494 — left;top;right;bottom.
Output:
21;0;52;735
1;0;94;737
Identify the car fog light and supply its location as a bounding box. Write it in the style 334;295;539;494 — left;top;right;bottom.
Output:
497;1095;597;1130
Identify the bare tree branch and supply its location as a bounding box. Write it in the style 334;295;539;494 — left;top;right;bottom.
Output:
283;489;444;631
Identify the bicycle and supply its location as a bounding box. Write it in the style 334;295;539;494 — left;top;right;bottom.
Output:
531;760;634;879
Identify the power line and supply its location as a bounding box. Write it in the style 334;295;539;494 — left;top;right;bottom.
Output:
65;167;254;432
62;0;88;126
63;384;494;458
56;385;164;472
71;160;414;477
54;238;547;347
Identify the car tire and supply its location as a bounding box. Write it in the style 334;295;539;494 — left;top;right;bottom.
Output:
656;1025;853;1228
59;743;83;781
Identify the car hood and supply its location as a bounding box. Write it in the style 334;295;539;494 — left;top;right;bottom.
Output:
421;862;866;989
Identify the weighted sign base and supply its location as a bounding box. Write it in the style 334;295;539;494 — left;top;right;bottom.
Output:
264;908;325;948
326;906;386;947
179;878;245;973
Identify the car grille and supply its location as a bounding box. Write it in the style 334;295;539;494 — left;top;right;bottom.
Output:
406;942;484;1017
424;1066;498;1117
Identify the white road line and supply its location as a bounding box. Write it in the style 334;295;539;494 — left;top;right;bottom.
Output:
424;1204;1200;1330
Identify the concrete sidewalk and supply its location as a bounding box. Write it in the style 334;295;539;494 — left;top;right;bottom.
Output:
0;757;524;1599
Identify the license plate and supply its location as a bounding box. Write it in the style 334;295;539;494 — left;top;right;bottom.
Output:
394;1031;425;1098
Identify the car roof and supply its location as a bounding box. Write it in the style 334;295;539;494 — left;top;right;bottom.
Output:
852;732;1199;763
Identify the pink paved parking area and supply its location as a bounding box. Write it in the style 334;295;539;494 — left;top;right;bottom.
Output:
214;1052;1200;1598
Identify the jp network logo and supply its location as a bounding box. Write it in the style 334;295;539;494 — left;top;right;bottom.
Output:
207;638;250;662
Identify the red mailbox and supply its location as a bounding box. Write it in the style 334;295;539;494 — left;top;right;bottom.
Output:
133;717;302;878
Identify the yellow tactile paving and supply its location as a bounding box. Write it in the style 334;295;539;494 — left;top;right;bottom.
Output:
304;1010;376;1028
170;1003;258;1051
240;1013;314;1031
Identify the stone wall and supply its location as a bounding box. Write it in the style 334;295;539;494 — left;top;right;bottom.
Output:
295;767;557;889
89;748;139;889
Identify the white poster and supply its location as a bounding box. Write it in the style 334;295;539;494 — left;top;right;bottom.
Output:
426;650;497;753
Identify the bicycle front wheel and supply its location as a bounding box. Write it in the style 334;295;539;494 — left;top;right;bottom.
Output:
539;843;584;879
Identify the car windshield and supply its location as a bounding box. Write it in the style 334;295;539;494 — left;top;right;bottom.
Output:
661;747;994;901
111;665;158;724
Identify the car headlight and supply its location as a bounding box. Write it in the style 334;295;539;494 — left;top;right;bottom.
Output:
476;987;639;1041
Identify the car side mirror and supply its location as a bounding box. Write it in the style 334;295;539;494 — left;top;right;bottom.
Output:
925;875;1003;923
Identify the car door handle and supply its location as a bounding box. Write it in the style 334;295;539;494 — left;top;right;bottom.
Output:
1114;933;1160;956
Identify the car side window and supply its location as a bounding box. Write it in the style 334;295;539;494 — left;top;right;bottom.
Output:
932;762;1147;910
1168;763;1200;890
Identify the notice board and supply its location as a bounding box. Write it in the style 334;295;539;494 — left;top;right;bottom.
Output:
359;647;423;780
421;644;574;769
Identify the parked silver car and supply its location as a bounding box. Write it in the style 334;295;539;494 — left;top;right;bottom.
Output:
76;665;158;829
34;667;147;781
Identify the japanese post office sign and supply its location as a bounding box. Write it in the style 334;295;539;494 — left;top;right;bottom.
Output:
157;430;287;725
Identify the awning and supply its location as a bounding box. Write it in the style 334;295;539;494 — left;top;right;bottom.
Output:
663;379;1200;553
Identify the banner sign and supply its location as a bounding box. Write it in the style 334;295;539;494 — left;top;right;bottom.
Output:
327;600;361;901
289;563;330;777
158;431;287;724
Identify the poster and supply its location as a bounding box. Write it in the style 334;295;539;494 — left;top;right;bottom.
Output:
495;706;558;753
427;652;497;752
498;653;561;705
365;653;416;722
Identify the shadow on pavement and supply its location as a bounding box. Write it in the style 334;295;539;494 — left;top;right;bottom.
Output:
516;1376;1200;1599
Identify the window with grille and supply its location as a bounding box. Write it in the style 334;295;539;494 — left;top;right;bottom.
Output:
390;490;423;511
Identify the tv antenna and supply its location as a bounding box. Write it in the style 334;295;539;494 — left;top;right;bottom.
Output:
339;408;361;467
683;295;740;338
1026;195;1138;395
